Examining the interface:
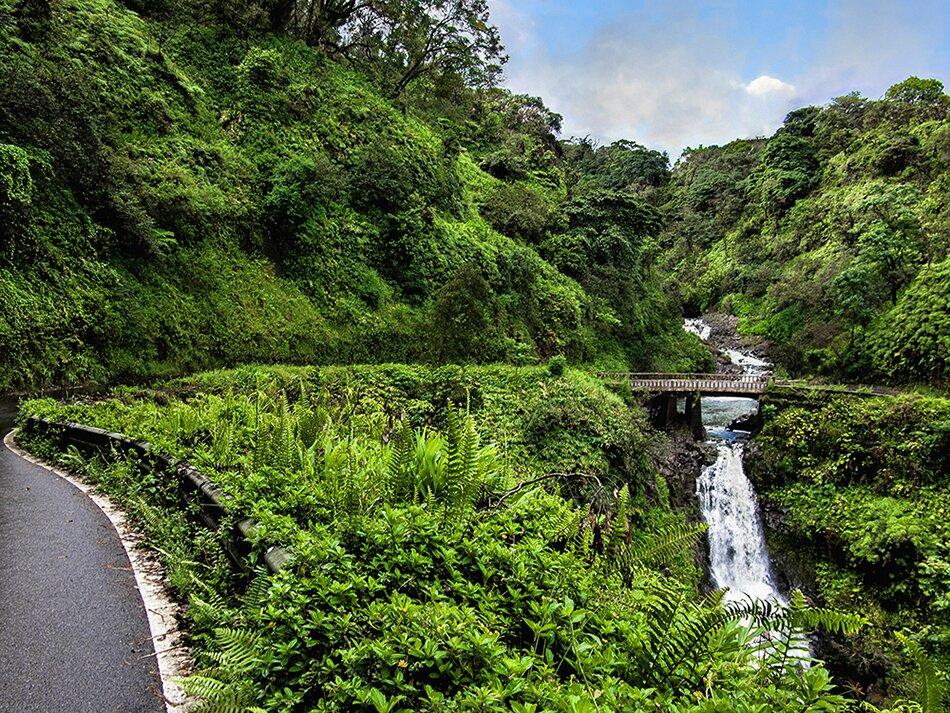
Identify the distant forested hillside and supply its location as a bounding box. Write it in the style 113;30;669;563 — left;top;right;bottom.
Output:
1;0;945;392
0;0;707;390
660;79;949;385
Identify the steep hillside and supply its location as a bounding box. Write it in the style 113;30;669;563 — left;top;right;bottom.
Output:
751;392;950;703
0;0;707;390
661;80;949;385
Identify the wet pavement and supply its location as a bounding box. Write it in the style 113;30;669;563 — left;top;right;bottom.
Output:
0;397;164;713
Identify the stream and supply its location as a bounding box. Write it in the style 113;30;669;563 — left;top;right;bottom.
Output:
685;319;785;605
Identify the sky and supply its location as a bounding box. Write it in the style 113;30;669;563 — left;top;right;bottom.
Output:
489;0;950;157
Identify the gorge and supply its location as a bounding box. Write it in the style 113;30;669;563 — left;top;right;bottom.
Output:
681;318;785;605
0;1;946;710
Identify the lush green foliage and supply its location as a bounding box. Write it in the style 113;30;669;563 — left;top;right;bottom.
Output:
0;0;704;390
20;365;871;711
752;392;950;706
661;78;950;385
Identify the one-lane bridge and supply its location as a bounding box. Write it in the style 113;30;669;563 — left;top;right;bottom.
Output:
599;372;772;439
605;372;770;396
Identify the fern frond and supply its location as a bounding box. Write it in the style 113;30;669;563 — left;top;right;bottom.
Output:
900;634;946;713
209;627;262;674
242;568;271;610
625;521;707;568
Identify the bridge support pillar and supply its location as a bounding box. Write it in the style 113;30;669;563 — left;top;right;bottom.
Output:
685;393;706;441
648;393;678;429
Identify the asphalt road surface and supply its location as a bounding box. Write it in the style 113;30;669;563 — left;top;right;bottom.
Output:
0;398;164;713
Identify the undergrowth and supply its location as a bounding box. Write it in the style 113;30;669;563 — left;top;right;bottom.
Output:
17;365;905;712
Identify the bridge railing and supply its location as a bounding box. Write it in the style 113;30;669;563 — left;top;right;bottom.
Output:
596;372;771;393
599;372;770;383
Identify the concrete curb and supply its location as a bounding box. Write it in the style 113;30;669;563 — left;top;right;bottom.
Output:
22;416;291;575
4;429;191;712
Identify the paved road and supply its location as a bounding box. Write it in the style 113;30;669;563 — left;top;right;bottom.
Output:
0;399;164;713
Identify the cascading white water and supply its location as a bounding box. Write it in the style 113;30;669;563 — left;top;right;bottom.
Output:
697;444;785;604
684;318;811;659
720;349;772;376
683;317;712;341
684;318;783;603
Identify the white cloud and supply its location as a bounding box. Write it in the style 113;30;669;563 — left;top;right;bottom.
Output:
744;75;796;97
490;0;947;158
497;3;801;156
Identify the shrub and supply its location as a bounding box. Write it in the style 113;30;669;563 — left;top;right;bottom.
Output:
429;265;502;363
479;182;560;243
0;143;33;249
20;370;867;712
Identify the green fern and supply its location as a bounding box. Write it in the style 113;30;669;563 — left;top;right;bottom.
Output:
386;423;414;502
609;520;707;586
241;568;272;611
180;627;268;712
900;635;947;713
179;675;264;713
207;627;262;674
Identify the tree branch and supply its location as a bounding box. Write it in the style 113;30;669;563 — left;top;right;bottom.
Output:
487;472;605;510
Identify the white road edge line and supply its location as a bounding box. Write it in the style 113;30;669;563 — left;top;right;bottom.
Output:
4;429;192;712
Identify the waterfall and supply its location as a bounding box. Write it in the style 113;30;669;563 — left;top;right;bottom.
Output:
683;318;712;341
684;318;783;602
697;444;784;604
682;318;811;659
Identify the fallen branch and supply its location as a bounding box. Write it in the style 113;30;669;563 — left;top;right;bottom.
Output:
488;472;605;510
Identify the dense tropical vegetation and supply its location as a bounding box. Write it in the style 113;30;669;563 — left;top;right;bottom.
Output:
660;79;949;385
21;366;868;712
751;392;950;707
0;0;708;391
2;0;948;711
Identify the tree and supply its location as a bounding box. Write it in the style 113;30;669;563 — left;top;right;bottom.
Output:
781;106;820;138
476;91;563;181
869;258;950;384
479;183;561;244
356;0;507;99
564;139;670;193
833;182;925;317
487;91;562;152
261;154;345;261
268;0;364;52
264;0;506;100
814;92;872;158
757;132;819;224
430;264;500;362
884;77;949;122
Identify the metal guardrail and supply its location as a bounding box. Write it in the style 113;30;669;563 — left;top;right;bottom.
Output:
22;417;290;574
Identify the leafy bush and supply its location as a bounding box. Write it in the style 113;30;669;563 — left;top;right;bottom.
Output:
479;182;561;244
866;258;950;384
752;393;950;703
20;367;868;711
546;354;566;377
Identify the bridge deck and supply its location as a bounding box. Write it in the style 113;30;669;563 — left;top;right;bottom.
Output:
598;373;897;399
601;372;770;395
